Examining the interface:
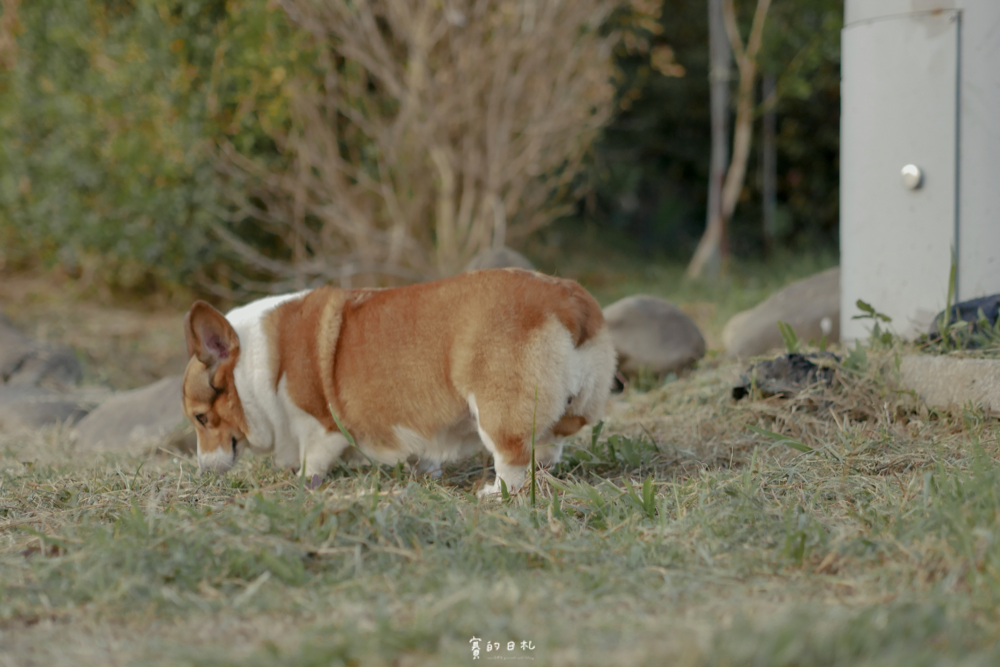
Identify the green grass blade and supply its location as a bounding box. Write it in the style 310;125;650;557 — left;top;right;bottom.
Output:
777;321;800;353
747;425;814;453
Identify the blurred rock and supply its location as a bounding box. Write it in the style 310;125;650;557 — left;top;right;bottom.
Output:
0;386;104;430
928;293;1000;342
900;355;1000;412
732;352;838;400
0;314;83;387
462;247;535;272
603;295;705;375
73;375;195;454
723;267;840;358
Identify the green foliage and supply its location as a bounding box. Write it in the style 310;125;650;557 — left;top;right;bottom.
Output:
920;251;1000;356
747;424;814;454
0;0;309;289
530;387;538;507
0;0;846;291
930;310;1000;355
937;246;960;340
556;423;660;477
628;366;677;393
853;298;895;346
781;502;830;566
853;299;892;323
622;475;658;521
777;320;800;353
547;476;658;529
3;1;201;282
753;0;844;250
588;0;843;258
841;339;869;373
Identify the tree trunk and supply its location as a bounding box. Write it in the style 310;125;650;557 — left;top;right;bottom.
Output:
687;0;772;279
761;73;777;254
691;0;731;280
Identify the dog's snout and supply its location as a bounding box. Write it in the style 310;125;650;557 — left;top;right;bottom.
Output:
197;438;239;475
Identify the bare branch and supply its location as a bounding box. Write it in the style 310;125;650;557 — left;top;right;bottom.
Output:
208;0;619;293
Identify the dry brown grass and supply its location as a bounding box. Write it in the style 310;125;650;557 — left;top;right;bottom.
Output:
605;343;936;470
3;265;1000;666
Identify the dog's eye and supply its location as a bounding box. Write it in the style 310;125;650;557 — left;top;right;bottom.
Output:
195;413;207;426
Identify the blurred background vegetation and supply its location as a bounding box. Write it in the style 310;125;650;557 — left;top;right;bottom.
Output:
0;0;842;300
589;0;841;260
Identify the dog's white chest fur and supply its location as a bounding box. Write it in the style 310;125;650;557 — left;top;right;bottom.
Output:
227;292;308;465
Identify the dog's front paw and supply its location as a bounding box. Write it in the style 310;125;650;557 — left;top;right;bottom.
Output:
477;478;521;499
476;480;502;499
477;462;526;499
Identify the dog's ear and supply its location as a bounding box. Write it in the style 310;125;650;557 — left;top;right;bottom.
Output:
184;301;240;369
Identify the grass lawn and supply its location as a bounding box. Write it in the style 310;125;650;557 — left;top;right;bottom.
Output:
2;252;1000;666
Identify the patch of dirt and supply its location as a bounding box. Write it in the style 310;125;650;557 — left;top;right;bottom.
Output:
0;271;190;390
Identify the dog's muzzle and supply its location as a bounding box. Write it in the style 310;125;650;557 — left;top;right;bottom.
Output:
197;436;241;474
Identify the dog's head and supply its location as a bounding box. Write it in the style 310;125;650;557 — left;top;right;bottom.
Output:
182;301;249;474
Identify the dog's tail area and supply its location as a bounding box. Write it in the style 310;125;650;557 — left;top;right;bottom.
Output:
565;326;617;426
547;279;616;429
555;281;607;348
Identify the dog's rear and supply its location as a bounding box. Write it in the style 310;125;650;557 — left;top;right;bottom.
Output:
441;269;616;494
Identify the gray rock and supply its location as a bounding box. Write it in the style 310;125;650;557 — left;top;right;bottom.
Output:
603;295;706;375
732;352;838;400
73;375;195;454
462;247;535;272
0;385;104;430
928;293;1000;343
723;267;840;358
0;314;83;387
899;355;1000;412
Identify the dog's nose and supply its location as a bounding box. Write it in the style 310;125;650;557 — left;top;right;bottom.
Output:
197;446;237;474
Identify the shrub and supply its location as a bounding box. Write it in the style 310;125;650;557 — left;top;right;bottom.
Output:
0;0;230;288
215;0;624;290
0;0;633;295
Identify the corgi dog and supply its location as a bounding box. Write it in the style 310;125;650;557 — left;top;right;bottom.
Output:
181;268;616;496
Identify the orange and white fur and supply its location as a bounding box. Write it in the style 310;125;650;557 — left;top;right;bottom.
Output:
181;269;616;496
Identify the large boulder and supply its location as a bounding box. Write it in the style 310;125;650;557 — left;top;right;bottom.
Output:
0;385;105;430
603;295;706;375
0;311;96;430
899;355;1000;412
0;314;83;387
73;375;195;454
723;267;840;358
462;247;535;272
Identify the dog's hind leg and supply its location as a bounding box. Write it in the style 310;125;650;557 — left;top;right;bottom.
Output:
467;393;537;498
